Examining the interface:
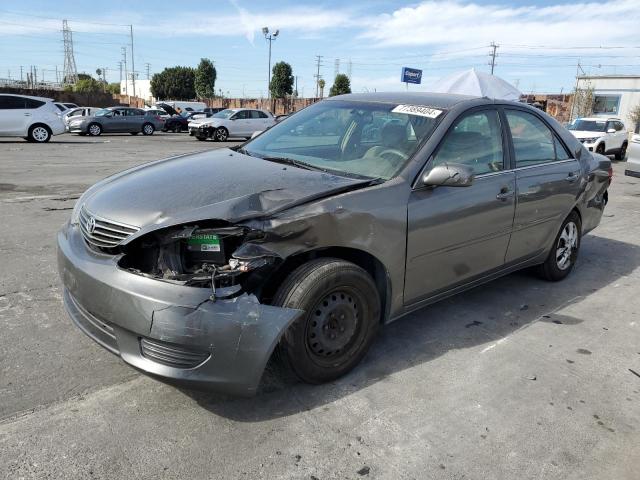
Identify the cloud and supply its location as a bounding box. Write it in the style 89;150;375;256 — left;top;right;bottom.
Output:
360;0;640;52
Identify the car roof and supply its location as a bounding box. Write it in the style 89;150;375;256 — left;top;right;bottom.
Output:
0;93;53;102
328;91;481;109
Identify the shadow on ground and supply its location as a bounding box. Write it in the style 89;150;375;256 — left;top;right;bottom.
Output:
179;234;639;421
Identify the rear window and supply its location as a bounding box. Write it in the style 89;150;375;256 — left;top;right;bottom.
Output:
25;98;45;109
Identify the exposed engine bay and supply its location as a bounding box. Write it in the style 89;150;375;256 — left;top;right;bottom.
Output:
118;222;280;300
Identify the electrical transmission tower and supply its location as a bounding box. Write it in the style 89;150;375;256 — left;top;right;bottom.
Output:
62;20;78;85
145;63;151;79
347;59;352;81
488;42;498;75
334;58;340;79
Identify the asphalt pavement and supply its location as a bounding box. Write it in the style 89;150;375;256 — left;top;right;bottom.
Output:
0;132;639;479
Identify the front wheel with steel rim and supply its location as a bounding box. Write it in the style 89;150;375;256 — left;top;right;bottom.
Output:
142;123;155;135
214;127;229;142
596;143;605;155
273;258;381;384
88;123;101;136
538;211;581;281
29;125;51;143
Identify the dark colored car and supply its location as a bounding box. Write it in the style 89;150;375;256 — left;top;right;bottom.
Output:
68;107;165;136
58;92;611;396
163;114;191;132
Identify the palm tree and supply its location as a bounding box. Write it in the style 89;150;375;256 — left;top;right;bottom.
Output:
318;79;326;99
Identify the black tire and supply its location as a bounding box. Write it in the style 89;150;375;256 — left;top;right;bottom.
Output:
87;123;102;136
173;123;182;133
273;258;381;384
142;123;155;135
214;127;229;142
28;124;51;143
537;211;581;281
596;143;605;155
616;142;627;160
195;135;207;141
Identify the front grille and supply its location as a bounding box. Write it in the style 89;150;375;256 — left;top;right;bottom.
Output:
79;205;139;249
140;338;210;369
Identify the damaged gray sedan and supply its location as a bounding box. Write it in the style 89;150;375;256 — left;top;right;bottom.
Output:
57;93;611;396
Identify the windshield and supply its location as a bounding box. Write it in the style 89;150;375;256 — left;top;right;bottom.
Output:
243;100;444;180
212;109;236;119
568;119;607;132
95;109;111;117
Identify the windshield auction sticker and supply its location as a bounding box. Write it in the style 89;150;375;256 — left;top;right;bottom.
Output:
391;105;443;118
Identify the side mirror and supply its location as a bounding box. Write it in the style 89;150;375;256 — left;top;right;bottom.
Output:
422;163;474;187
607;128;616;133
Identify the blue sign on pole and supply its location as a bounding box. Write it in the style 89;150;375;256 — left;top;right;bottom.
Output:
401;67;422;84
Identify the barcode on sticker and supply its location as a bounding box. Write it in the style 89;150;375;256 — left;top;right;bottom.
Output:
391;105;443;118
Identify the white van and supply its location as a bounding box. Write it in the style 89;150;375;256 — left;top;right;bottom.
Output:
154;101;206;113
0;94;66;142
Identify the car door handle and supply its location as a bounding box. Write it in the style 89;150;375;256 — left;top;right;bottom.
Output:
24;113;32;116
496;188;514;201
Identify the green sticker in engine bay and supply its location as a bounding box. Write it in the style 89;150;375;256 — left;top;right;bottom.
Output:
187;234;221;252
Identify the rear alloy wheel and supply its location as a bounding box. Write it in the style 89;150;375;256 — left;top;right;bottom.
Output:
214;127;229;142
273;258;381;384
616;142;627;160
538;211;581;281
142;123;155;135
88;123;102;136
173;124;182;133
596;143;605;155
29;125;51;143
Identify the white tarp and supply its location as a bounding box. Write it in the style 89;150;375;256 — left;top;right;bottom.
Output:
429;68;522;101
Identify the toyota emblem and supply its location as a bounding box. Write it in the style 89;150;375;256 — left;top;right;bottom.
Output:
87;216;96;234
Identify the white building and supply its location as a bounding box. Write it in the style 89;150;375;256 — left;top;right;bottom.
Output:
119;79;153;103
576;74;640;132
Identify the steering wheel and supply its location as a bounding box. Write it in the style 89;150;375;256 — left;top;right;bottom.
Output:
378;148;409;162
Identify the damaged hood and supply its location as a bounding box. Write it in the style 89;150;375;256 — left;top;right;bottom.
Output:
82;148;372;237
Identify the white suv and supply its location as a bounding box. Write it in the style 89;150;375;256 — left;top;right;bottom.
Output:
568;117;628;160
188;108;275;141
0;94;66;142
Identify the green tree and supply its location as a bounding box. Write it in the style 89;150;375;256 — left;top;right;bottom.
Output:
105;82;121;94
150;66;196;100
329;74;351;97
74;77;102;93
269;61;294;99
194;58;217;98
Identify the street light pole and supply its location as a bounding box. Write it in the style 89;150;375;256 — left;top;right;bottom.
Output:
262;27;279;99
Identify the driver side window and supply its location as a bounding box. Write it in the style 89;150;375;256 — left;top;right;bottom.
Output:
432;110;504;175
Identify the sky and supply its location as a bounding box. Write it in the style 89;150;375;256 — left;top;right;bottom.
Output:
1;0;639;98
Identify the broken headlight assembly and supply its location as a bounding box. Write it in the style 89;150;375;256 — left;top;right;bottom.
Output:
118;223;280;300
